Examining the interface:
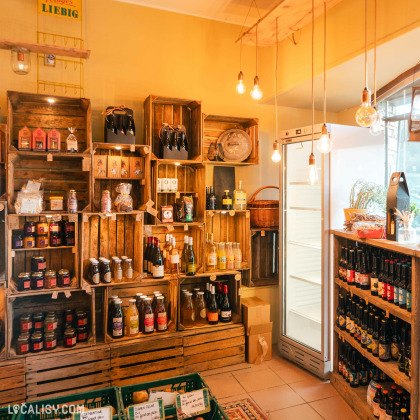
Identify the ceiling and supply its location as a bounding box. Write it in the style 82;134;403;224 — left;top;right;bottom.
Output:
114;0;277;26
263;26;420;112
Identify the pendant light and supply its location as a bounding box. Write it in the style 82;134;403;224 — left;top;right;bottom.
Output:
369;0;383;136
317;1;333;154
236;39;246;94
355;0;378;127
250;23;263;100
271;18;281;163
11;47;31;75
307;0;318;185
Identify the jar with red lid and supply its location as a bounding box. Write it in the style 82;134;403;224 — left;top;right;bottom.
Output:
64;309;74;325
76;326;88;342
44;332;57;351
12;231;24;249
75;310;88;327
31;331;44;353
31;272;44;290
44;314;58;332
32;312;45;331
24;235;35;248
36;235;49;248
44;270;57;289
16;333;30;355
16;272;31;292
63;328;77;348
20;314;33;333
50;234;61;247
62;221;75;234
58;269;70;287
63;233;75;246
24;222;36;236
49;222;61;234
31;257;46;273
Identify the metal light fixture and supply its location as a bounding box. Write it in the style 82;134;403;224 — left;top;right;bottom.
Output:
355;0;378;127
11;47;31;75
250;23;263;100
271;18;281;163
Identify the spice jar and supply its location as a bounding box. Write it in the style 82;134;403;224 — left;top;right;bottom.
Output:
24;222;36;236
50;234;61;247
44;314;58;332
75;310;88;327
76;326;88;342
16;272;31;292
24;235;36;248
49;196;63;211
31;331;44;353
63;233;75;246
101;190;112;213
44;270;57;289
36;235;49;248
20;314;33;333
49;221;61;234
124;258;134;281
31;272;44;290
44;332;57;351
62;221;75;234
31;257;46;273
36;221;49;236
113;258;122;283
63;328;77;348
64;309;74;325
33;312;45;331
89;260;100;284
100;260;111;284
12;231;24;249
16;333;30;355
57;269;70;287
67;190;78;214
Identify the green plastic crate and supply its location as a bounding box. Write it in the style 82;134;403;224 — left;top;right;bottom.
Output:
0;406;17;420
16;387;122;420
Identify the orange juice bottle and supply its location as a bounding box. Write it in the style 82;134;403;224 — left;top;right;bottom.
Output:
125;299;139;337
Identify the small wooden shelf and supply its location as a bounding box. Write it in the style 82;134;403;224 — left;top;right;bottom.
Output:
9;151;90;160
334;326;412;393
157;191;197;194
92;143;149;155
12;245;75;253
8;285;80;297
94;177;146;183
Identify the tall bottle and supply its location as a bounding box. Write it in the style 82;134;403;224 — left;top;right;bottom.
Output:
221;190;232;210
170;237;180;275
394;262;402;306
207;285;219;325
233;180;246;210
233;242;242;269
208;186;217;210
155;296;168;332
372;315;380;357
349;350;359;388
220;285;231;323
387;261;395;303
125;299;139;337
152;238;164;279
347;249;355;285
112;299;124;339
379;318;391;362
144;236;150;273
163;234;171;273
178;131;188;154
196;292;207;325
187;237;196;276
405;329;411;378
371;255;379;296
398;324;406;372
181;235;189;273
382;259;389;301
379;390;389;420
143;297;154;334
391;318;400;362
406;268;412;313
399;264;408;309
147;237;156;275
373;384;382;418
182;292;195;327
226;242;234;270
160;130;172;158
206;234;217;271
217;243;227;270
378;255;384;298
359;253;370;290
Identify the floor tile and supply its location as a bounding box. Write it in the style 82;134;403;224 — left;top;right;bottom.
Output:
249;384;305;412
267;358;321;384
200;363;250;377
310;395;360;420
203;372;246;399
217;393;251;405
234;368;285;392
268;403;324;420
289;377;338;402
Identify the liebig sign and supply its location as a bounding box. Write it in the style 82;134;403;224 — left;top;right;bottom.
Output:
38;0;82;20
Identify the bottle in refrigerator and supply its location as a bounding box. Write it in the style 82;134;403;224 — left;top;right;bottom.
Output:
152;238;164;279
233;180;246;210
220;285;231;323
125;299;139;337
187;237;196;276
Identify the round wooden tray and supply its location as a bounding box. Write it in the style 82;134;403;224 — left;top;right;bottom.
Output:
217;129;252;162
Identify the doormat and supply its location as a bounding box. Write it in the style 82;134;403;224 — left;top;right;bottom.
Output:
220;398;267;420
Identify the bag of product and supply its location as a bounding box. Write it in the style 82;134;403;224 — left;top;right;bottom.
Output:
183;195;193;222
14;179;44;214
114;183;133;212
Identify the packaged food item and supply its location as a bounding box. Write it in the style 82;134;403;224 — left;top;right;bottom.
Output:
32;128;47;151
49;196;63;211
101;190;112;213
18;126;31;150
31;257;46;272
353;221;385;239
33;313;45;331
50;233;61;247
24;222;36;236
108;156;121;178
130;157;144;178
63;327;77;347
120;156;130;178
47;128;61;152
20;314;32;333
114;183;133;212
12;231;24;249
15;190;43;214
36;235;49;248
183;195;193;222
16;333;30;355
161;205;174;223
31;332;44;352
58;269;71;287
94;155;107;178
17;273;31;292
24;235;35;248
44;332;57;350
67;190;78;213
44;270;57;289
66;127;78;153
31;272;44;290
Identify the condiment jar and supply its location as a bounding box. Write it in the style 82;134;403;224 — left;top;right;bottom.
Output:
24;222;36;236
32;312;45;331
50;234;61;247
113;258;122;283
12;231;24;249
24;235;35;248
57;269;70;287
75;310;88;327
44;332;57;351
49;221;61;234
63;233;75;246
89;260;100;284
67;190;78;214
31;257;46;273
16;272;31;292
49;196;63;211
20;314;33;333
62;221;75;234
63;328;77;348
31;331;44;353
44;314;58;332
124;258;133;281
101;190;112;213
36;221;49;236
44;270;57;289
31;272;44;290
143;298;154;334
16;333;30;355
64;309;74;325
76;326;88;342
36;235;49;248
100;260;111;283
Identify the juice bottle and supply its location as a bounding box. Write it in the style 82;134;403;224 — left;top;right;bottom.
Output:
218;243;227;270
226;242;234;270
125;299;139;337
143;297;154;334
233;243;242;269
155;296;168;332
206;234;217;271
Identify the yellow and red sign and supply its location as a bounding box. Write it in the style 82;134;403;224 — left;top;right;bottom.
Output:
38;0;82;20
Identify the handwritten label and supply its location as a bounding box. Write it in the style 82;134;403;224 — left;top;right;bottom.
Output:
229;210;235;216
111;213;117;221
8;216;19;230
175;389;210;420
147;207;158;217
47;153;53;162
83;215;89;223
128;400;165;420
52;214;62;222
11;251;15;258
261;230;265;237
167;225;174;232
73;407;112;420
184;224;188;231
83;157;90;171
65;290;71;298
245;212;250;218
130;144;136;152
51;291;58;299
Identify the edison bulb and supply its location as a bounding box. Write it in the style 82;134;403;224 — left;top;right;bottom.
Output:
355;88;378;127
236;71;246;94
369;109;384;136
271;140;281;162
250;76;263;100
316;125;333;153
307;154;319;185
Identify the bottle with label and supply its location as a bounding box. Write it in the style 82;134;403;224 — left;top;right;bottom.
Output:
391;318;400;362
112;299;124;339
226;242;234;270
406;268;412;313
379;390;389;420
178;131;188;154
405;329;411;378
394;262;402;305
338;295;346;331
152;238;164;279
170;237;180;275
187;237;196;276
398;325;406;372
207;286;219;325
222;190;232;210
349;350;359;388
379;318;391;362
217;242;227;270
144;237;151;273
181;235;189;273
359;253;370;290
147;237;156;275
378;256;384;298
196;291;207;325
182;292;195;327
66;127;78;153
233;180;246;210
113;258;123;283
67;190;78;214
220;285;231;323
206;234;217;271
155;296;168;332
372;315;380;357
206;187;210;210
163;234;172;273
160;130;172;158
366;311;374;352
360;308;368;348
346;249;355;285
355;249;362;288
382;259;389;301
143;297;154;334
125;299;139;337
208;186;217;210
233;242;242;269
373;384;382;418
399;264;407;309
371;255;379;296
387;261;395;303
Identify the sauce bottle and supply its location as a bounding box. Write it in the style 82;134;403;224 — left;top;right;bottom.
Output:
143;297;154;334
155;296;168;332
125;299;139;337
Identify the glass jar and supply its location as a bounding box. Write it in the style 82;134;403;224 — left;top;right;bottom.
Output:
398;226;417;245
17;272;31;292
33;312;45;331
16;333;30;355
76;326;88;342
50;233;61;247
196;291;207;325
44;314;58;332
49;196;63;212
67;190;78;214
100;260;111;283
44;332;57;351
12;231;24;249
20;314;33;333
75;310;88;327
113;258;122;283
89;260;100;284
36;221;49;236
64;309;74;325
101;190;112;213
31;331;44;353
63;233;75;246
57;269;70;287
124;258;133;281
44;270;57;289
31;272;44;290
31;257;46;273
49;222;61;234
24;235;35;248
24;222;36;236
36;235;49;248
63;328;77;348
63;221;75;234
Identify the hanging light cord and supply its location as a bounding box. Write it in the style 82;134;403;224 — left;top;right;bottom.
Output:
240;38;243;70
373;0;377;106
311;0;315;154
275;17;278;139
323;1;327;123
364;0;368;88
255;22;259;76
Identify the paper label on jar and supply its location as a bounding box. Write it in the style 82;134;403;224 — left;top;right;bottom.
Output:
34;321;42;329
92;273;100;284
46;339;57;349
104;272;111;283
26;239;35;247
62;276;70;285
66;337;77;346
113;317;123;336
359;274;370;286
78;333;87;341
78;318;87;326
21;344;29;353
144;313;154;332
22;322;32;331
46;322;58;331
171;255;180;264
152;265;164;278
37;280;44;288
24;281;30;289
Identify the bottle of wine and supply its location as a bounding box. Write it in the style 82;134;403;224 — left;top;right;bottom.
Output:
208;186;217;210
379;318;391;362
207;285;219;325
170;237;180;275
187;237;196;276
152;238;164;279
160;130;172;158
391;317;400;362
112;299;124;339
144;236;151;273
371;255;379;296
220;285;231;323
373;384;382;418
178;131;188;153
147;237;155;275
206;234;217;271
181;235;189;273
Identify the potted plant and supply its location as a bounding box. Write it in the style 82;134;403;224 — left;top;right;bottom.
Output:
344;179;385;221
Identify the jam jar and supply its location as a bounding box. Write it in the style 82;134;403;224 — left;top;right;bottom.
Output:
44;332;57;351
75;310;88;327
63;221;75;234
44;270;57;289
50;234;61;247
31;257;46;273
31;272;44;290
20;314;33;333
36;221;49;236
36;235;49;248
100;260;111;284
63;328;77;348
89;260;100;284
24;235;36;248
64;309;74;325
44;314;58;332
49;221;61;234
63;233;75;246
31;331;44;353
58;269;70;287
12;231;24;249
17;272;31;292
16;333;30;355
76;326;88;342
24;221;36;236
32;312;45;331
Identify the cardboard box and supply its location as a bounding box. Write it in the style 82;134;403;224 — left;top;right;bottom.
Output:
246;322;272;363
130;156;144;179
94;155;107;178
120;155;130;178
242;297;270;327
108;155;121;178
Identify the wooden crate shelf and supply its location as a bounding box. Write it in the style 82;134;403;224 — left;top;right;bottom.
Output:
0;125;6;197
203;114;259;165
205;210;251;271
0;284;6;362
92;143;151;212
0;202;6;284
144;95;202;162
178;271;242;331
0;359;26;406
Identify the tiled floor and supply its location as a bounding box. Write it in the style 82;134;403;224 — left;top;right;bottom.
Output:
200;348;359;420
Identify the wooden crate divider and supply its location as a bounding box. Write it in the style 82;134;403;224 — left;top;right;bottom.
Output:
0;202;6;283
0;284;6;362
144;95;202;162
178;271;242;331
25;345;110;400
203;114;259;165
0;359;26;406
0;125;6;197
182;323;245;373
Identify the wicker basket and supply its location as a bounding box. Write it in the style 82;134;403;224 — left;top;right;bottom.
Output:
247;186;279;228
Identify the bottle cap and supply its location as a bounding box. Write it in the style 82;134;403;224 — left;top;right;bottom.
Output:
157;296;164;300
129;299;136;303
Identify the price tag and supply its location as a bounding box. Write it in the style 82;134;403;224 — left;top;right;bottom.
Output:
229;210;235;216
83;157;90;171
128;400;165;420
386;309;389;318
261;230;266;237
235;274;241;281
8;216;19;230
111;213;117;221
184;224;188;231
208;211;214;217
68;214;78;223
51;291;58;299
210;274;216;281
167;225;174;232
47;153;53;162
65;290;71;298
147;207;158;217
136;213;143;221
146;200;155;208
52;214;62;222
11;251;15;258
130;144;136;152
144;225;153;237
175;389;211;420
83;215;89;223
144;146;150;154
245;212;250;218
73;407;112;420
